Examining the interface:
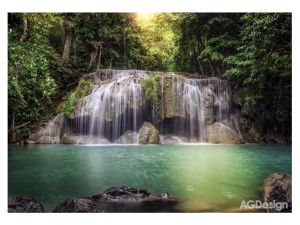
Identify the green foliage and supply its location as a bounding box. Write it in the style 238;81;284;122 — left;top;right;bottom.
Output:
172;13;240;75
7;12;291;142
61;94;77;117
142;75;162;124
61;78;93;117
8;13;75;141
136;13;178;71
73;13;145;70
225;13;291;137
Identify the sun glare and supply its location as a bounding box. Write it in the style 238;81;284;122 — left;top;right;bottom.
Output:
136;12;155;21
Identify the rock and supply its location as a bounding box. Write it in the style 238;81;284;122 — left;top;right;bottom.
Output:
138;122;160;144
204;105;216;125
261;173;292;212
53;186;177;212
8;196;44;212
53;198;98;213
92;186;151;201
205;122;242;144
28;114;65;144
115;131;139;144
203;88;216;125
162;75;179;119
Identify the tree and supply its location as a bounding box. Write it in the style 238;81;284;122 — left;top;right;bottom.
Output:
8;13;67;142
62;14;77;64
225;13;291;139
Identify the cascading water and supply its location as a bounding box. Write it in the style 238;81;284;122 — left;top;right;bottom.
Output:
167;75;231;142
30;70;242;144
72;70;147;143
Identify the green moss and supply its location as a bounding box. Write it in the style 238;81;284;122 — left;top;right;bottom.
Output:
142;74;162;124
60;78;93;117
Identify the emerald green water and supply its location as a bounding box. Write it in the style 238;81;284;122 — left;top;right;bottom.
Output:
8;144;291;212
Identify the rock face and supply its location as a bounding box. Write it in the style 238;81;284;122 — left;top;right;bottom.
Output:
27;70;245;144
262;173;292;212
138;122;160;144
161;75;179;119
54;186;176;212
92;186;152;201
53;199;97;212
8;196;44;213
206;122;242;144
28;114;65;144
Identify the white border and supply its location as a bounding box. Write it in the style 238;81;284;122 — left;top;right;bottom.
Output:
1;1;298;225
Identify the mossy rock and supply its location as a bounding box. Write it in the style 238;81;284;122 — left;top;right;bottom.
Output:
138;122;160;144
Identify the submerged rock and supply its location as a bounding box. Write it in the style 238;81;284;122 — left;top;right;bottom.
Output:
8;196;44;213
54;186;177;212
206;122;242;144
138;122;160;144
261;173;292;212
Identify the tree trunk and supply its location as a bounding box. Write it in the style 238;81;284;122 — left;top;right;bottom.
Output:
123;30;127;69
62;29;73;64
192;41;204;75
87;51;98;72
19;15;28;42
208;61;216;76
96;42;103;71
8;113;17;143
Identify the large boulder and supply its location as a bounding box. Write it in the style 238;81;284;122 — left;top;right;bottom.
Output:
138;122;160;144
54;186;176;212
205;122;242;144
261;173;292;212
8;196;44;213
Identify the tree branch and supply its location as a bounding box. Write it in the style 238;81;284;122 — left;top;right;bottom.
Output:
15;121;30;129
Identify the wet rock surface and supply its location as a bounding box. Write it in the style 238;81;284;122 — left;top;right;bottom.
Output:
138;122;160;144
53;198;98;212
26;70;245;145
262;173;292;212
54;186;177;212
8;196;44;213
206;122;242;144
28;114;65;144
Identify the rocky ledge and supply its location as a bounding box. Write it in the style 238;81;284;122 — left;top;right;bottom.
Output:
54;186;176;212
9;187;176;213
8;196;44;212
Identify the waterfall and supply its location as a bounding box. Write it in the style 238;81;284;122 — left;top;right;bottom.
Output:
170;75;232;142
69;70;147;143
31;70;242;144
